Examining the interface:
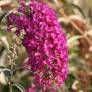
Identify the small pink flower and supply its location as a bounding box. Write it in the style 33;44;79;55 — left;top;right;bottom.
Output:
26;86;36;92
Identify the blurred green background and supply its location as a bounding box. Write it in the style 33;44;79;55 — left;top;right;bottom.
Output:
0;0;92;92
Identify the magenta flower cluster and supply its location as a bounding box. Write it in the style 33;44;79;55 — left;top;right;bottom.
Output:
7;0;68;90
26;86;36;92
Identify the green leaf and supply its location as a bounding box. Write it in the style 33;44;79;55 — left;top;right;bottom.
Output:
62;3;86;18
0;67;11;84
12;66;37;76
61;0;67;3
2;85;9;92
26;0;30;3
68;36;82;45
18;0;30;5
0;31;5;37
0;12;7;24
65;74;75;89
0;66;11;74
4;70;11;79
12;83;25;92
15;12;24;16
0;66;5;69
70;3;86;18
0;67;11;78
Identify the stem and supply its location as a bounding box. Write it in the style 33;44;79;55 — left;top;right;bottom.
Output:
10;86;12;92
7;43;17;92
9;82;12;92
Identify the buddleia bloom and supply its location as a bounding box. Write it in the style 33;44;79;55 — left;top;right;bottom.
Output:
7;0;68;90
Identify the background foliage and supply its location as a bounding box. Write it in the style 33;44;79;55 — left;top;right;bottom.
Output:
0;0;92;92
